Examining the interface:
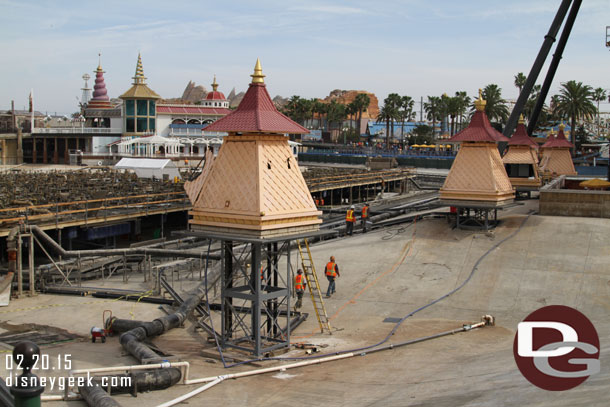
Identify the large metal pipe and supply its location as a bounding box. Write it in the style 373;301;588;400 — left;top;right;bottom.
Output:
79;384;122;407
28;225;219;261
527;0;581;137
503;0;573;139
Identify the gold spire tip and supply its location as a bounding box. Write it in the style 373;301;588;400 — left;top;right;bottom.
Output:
212;75;218;91
518;114;525;124
251;58;265;84
559;122;565;131
474;89;486;111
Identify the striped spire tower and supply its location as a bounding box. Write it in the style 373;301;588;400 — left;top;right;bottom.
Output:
132;53;147;85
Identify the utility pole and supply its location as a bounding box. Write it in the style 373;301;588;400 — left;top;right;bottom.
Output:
606;26;610;181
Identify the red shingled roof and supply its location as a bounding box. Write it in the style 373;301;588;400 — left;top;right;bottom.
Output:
204;82;309;134
542;127;573;148
508;122;539;149
449;109;509;143
205;91;226;100
156;105;231;115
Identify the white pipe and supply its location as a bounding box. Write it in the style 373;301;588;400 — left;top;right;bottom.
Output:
156;377;224;407
184;353;354;385
158;354;354;407
41;395;67;401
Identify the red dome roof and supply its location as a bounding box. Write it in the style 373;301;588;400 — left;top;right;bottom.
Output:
205;91;226;100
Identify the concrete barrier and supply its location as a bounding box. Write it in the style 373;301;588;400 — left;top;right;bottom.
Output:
540;176;610;218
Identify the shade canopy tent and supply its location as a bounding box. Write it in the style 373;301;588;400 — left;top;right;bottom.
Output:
579;178;610;190
114;135;184;157
115;158;180;180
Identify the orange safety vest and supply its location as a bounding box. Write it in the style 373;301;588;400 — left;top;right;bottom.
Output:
362;206;369;218
295;274;305;290
325;262;337;277
346;209;355;222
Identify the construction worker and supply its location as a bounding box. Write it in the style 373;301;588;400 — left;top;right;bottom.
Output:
361;202;369;233
325;256;340;297
294;269;306;309
345;205;355;236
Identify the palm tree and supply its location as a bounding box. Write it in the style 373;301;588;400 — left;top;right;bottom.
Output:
398;95;415;142
353;93;371;137
445;96;464;136
376;105;393;149
284;95;310;125
346;101;358;133
555;80;596;155
312;100;327;130
593;88;607;138
326;100;347;142
523;84;542;124
385;93;402;142
481;84;510;124
454;91;471;133
549;94;561;122
424;96;442;138
514;72;527;94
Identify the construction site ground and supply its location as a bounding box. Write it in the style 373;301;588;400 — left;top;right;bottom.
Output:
0;199;609;406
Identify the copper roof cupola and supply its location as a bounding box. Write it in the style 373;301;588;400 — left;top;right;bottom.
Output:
502;115;541;190
187;59;320;237
539;123;577;176
440;90;515;203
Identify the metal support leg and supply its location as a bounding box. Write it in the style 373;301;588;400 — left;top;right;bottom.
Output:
251;242;261;356
29;234;35;296
17;233;23;298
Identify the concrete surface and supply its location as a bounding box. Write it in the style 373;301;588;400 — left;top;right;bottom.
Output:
0;199;609;406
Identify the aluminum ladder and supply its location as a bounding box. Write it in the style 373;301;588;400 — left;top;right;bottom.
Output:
296;239;332;334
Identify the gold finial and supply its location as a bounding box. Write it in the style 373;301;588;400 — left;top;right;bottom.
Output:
559;122;565;131
518;114;525;124
97;53;102;71
474;89;486;111
251;58;265;84
211;75;219;92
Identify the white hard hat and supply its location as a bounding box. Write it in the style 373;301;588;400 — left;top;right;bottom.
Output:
350;205;355;209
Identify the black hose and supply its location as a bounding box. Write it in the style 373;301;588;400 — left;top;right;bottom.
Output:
79;384;122;407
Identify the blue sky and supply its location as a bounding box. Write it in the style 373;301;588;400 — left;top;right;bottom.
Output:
1;0;608;115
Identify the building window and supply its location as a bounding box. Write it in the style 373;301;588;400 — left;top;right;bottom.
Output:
149;118;156;131
125;100;135;116
137;118;148;132
149;100;155;116
126;118;135;133
137;100;148;116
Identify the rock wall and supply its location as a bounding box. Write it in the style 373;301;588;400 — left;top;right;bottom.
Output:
323;90;380;119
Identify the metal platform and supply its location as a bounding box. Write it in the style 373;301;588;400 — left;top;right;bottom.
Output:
439;199;523;231
178;227;335;356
